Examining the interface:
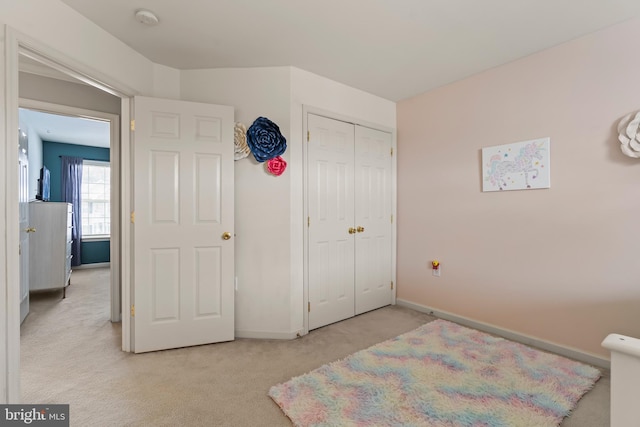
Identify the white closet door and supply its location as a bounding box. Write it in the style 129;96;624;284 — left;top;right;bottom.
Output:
308;114;356;330
354;125;393;315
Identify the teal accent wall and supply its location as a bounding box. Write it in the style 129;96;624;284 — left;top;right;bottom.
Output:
42;141;110;264
81;240;110;264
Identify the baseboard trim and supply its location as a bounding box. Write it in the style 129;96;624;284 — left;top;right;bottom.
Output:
235;329;300;340
396;298;610;369
74;263;110;270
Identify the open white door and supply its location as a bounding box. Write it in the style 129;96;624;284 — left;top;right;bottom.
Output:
18;132;30;324
132;96;234;353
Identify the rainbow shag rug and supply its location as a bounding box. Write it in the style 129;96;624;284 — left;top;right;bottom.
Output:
269;320;600;426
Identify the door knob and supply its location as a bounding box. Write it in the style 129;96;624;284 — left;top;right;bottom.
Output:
222;232;232;240
24;227;36;233
356;226;365;233
348;227;356;234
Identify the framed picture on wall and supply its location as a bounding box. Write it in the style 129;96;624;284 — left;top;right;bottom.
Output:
482;137;550;192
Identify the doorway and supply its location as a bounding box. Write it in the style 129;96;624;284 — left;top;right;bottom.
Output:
17;59;124;401
18;103;119;320
2;33;133;401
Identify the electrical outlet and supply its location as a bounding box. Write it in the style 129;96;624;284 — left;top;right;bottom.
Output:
432;268;441;277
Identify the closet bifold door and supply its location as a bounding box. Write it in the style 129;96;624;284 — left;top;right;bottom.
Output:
354;125;393;315
307;114;356;330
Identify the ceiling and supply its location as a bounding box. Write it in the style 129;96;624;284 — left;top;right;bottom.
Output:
18;1;640;148
58;0;640;101
19;108;111;148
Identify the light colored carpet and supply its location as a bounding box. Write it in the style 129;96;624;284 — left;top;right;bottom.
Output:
20;268;610;426
270;320;600;426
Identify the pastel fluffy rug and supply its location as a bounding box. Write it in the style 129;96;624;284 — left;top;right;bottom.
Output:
269;319;600;427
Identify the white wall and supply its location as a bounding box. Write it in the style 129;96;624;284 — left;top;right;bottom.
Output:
17;117;31;192
24;123;43;200
17;113;44;200
19;73;121;114
291;68;397;129
152;64;181;100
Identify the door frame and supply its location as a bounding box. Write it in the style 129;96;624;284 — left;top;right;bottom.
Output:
2;26;135;402
19;99;121;322
301;105;398;336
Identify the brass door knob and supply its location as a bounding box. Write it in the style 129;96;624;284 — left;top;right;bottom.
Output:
348;227;356;234
356;226;365;233
24;227;36;233
222;232;232;240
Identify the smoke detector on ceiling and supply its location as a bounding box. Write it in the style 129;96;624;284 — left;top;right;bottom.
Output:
135;9;159;26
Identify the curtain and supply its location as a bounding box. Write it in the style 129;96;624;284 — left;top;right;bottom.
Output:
61;156;83;267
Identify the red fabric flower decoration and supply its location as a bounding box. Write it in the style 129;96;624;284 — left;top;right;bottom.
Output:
267;156;287;176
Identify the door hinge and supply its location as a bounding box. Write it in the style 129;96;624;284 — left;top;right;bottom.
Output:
130;305;135;317
308;216;310;227
391;147;394;156
18;244;21;256
308;302;311;312
391;214;394;224
391;281;394;290
307;130;310;142
130;119;135;131
130;211;135;224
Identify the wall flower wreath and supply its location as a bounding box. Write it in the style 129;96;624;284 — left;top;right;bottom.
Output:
266;156;287;176
618;110;640;158
234;122;250;160
246;117;287;163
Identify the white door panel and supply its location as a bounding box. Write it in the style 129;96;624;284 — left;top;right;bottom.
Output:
133;96;234;353
308;114;355;330
354;126;393;315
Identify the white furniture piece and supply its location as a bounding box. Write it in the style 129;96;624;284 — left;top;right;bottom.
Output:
602;333;640;427
28;201;73;298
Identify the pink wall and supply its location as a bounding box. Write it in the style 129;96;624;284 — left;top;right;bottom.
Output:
397;17;640;358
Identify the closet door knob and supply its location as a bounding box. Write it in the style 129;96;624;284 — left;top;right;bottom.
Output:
356;226;365;233
222;232;232;240
348;227;356;234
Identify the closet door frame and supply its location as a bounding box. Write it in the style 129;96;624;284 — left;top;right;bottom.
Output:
302;106;397;335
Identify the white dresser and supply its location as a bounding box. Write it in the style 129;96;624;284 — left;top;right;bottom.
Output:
29;201;73;297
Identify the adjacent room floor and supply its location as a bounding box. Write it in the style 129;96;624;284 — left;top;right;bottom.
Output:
20;268;610;426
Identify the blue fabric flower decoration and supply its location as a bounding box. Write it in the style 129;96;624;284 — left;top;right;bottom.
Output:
246;117;287;163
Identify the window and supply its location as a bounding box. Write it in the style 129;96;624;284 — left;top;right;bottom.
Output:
81;160;110;239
